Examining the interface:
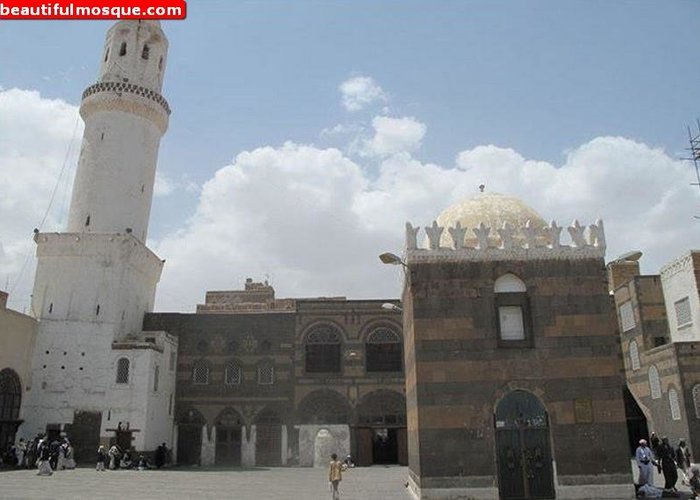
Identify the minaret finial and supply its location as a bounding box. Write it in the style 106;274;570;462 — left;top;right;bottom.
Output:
479;184;485;193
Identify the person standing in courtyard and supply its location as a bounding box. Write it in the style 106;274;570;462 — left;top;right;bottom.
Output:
36;438;53;476
96;445;107;471
328;453;346;500
677;439;692;477
636;439;655;487
660;436;678;491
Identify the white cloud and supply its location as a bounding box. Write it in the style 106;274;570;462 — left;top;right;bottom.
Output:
0;88;81;308
339;76;387;112
4;87;700;314
362;116;427;157
154;171;176;197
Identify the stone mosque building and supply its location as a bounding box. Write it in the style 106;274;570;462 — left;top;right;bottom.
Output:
4;17;700;500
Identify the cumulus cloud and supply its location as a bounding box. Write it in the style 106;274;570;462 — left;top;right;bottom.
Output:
339;76;387;112
362;116;427;157
154;171;177;197
4;87;700;314
0;88;81;308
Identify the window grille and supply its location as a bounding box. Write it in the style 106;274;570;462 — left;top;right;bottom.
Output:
620;301;635;332
670;388;682;421
629;340;640;371
258;364;274;385
693;385;700;419
366;327;402;372
675;297;692;329
305;325;342;373
192;361;209;385
649;365;661;399
116;358;129;384
225;362;242;385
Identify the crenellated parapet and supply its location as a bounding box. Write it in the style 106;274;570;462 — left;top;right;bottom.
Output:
405;219;606;262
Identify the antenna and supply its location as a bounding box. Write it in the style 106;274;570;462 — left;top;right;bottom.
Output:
684;119;700;218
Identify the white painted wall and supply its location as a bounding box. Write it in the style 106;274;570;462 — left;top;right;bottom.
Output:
660;251;700;342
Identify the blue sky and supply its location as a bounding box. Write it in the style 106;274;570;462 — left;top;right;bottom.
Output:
2;2;700;311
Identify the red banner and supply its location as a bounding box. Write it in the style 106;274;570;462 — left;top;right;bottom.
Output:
0;0;186;19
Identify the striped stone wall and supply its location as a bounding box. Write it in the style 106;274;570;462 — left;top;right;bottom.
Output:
405;257;631;491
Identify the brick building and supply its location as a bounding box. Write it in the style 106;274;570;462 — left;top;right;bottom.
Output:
610;250;700;458
143;279;406;467
399;193;631;499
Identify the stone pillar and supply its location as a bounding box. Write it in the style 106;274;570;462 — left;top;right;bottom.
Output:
241;425;256;467
200;425;216;466
281;425;288;466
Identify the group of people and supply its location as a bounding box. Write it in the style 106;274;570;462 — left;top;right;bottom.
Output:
635;433;698;497
95;442;169;472
1;436;76;475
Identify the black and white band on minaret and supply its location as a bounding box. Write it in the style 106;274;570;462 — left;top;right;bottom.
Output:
67;20;169;242
22;21;178;457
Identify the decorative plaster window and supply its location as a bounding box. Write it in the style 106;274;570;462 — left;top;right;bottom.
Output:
629;340;640;371
675;297;692;329
258;363;274;385
153;365;159;392
305;325;342;373
366;327;402;372
494;274;531;345
649;365;661;399
620;301;636;332
192;361;209;385
225;361;242;386
141;44;150;60
116;358;129;384
693;385;700;419
669;388;682;421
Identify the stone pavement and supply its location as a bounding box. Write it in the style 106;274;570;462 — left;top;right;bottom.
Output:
0;463;693;500
0;465;411;500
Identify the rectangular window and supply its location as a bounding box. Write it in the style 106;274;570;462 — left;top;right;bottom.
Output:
499;306;525;340
675;297;692;329
153;365;159;392
169;351;176;371
258;365;274;385
619;301;635;332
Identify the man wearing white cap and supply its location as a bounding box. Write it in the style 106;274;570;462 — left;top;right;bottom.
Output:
636;439;655;486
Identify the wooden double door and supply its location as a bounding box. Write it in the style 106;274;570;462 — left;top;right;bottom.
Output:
495;391;554;499
216;426;242;466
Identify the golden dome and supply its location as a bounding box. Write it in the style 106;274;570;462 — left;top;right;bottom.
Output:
434;192;547;248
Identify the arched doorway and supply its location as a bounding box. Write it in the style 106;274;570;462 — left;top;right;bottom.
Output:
176;408;205;465
215;408;243;466
255;408;281;466
355;390;407;466
0;368;22;461
495;390;554;500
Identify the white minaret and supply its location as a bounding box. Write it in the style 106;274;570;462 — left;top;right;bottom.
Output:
22;21;178;456
67;20;169;242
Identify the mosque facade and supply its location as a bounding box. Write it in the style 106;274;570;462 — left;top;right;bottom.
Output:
4;18;700;500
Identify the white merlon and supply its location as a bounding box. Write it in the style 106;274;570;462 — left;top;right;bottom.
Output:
406;219;606;262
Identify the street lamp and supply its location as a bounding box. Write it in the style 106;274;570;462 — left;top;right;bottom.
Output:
379;252;407;268
381;303;402;312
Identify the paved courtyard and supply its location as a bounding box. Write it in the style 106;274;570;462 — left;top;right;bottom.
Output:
0;465;411;500
0;463;693;499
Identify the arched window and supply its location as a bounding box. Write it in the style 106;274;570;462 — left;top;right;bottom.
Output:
0;368;21;421
257;362;274;385
192;360;209;385
119;41;127;56
693;385;700;419
649;365;661;399
494;273;530;343
305;325;342;373
225;361;242;386
141;44;150;60
669;388;681;421
116;358;130;384
366;327;402;372
629;340;640;371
